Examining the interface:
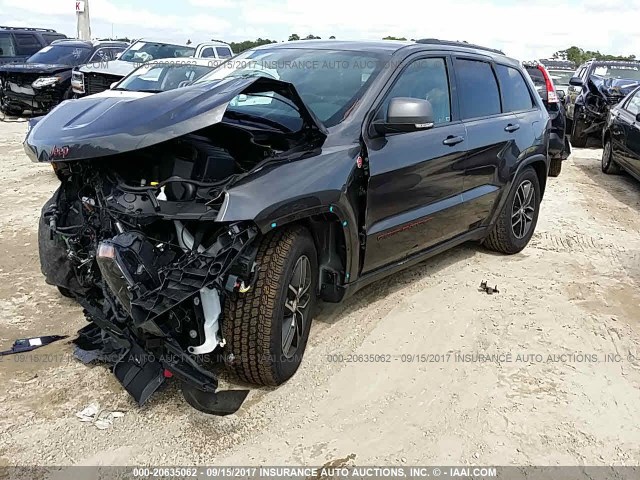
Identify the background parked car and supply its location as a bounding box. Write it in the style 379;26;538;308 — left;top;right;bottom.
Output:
538;59;576;101
0;26;67;65
89;57;221;96
602;85;640;177
0;39;128;115
523;60;569;176
72;39;233;97
566;60;640;147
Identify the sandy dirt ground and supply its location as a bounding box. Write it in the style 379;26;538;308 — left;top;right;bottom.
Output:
0;118;639;467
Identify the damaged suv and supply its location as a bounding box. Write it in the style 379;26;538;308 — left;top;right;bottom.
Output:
26;40;550;415
567;60;640;147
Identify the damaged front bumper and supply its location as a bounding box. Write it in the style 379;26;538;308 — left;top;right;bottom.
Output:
39;188;258;415
0;79;67;115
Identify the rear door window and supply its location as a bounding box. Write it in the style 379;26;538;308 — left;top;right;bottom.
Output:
455;58;501;119
0;33;16;57
496;65;534;112
14;33;41;55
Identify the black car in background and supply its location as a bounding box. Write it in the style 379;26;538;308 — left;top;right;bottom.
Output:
27;39;550;413
524;61;569;176
0;26;67;65
602;86;640;177
0;39;128;115
566;60;640;147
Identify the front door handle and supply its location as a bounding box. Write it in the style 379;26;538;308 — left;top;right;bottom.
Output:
443;135;464;146
505;124;520;133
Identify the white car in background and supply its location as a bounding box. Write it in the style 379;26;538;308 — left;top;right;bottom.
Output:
71;39;233;97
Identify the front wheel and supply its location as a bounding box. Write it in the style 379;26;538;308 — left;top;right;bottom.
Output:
484;167;541;254
602;139;621;174
223;226;318;386
571;112;588;148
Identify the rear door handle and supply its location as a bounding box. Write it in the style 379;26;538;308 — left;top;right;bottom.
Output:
443;135;464;146
505;124;520;133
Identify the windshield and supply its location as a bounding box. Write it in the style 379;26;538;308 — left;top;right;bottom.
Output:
27;45;92;66
119;41;195;63
547;69;574;87
195;48;388;127
116;60;214;92
592;65;640;81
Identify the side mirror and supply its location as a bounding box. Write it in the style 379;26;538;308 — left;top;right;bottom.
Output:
569;76;583;86
636;113;640;123
374;97;434;135
110;82;118;89
557;89;566;101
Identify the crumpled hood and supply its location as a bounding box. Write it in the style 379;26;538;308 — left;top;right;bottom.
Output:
0;63;71;75
24;76;327;163
77;59;139;77
589;75;640;98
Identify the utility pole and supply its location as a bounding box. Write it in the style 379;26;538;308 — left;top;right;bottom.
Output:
76;0;92;41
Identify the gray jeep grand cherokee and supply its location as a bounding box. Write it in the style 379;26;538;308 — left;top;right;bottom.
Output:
26;39;550;414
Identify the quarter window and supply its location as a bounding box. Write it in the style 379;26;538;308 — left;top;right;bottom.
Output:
215;47;233;58
42;34;66;44
14;33;41;55
455;58;501;119
382;57;451;125
496;65;534;112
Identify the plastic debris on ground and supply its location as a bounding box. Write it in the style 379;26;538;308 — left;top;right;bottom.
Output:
75;403;125;430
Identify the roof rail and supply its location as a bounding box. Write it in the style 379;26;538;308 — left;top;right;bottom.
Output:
416;38;505;55
0;26;57;32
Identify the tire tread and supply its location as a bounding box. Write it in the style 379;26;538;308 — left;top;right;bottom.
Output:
223;225;306;386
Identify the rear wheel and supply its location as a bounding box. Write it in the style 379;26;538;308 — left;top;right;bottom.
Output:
484;167;541;254
223;226;318;386
602;139;621;174
548;158;562;177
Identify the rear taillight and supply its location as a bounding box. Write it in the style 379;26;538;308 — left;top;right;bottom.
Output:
538;65;558;103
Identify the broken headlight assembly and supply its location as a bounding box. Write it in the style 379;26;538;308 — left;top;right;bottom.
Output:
32;76;62;89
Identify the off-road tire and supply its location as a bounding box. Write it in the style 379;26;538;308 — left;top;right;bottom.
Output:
571;112;588;148
484;167;541;254
223;226;318;386
602;139;621;174
548;158;562;177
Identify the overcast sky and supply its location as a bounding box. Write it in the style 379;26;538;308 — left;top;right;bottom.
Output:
2;0;639;60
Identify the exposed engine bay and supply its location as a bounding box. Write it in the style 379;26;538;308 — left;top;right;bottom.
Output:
578;75;640;136
29;76;328;414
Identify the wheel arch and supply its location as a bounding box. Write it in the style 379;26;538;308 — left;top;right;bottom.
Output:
264;209;354;303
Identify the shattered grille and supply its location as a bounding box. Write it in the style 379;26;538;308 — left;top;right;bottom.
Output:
84;73;123;96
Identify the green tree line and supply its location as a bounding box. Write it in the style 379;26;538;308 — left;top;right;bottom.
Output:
552;46;635;64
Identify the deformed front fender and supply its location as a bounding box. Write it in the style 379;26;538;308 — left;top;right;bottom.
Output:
217;144;363;282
